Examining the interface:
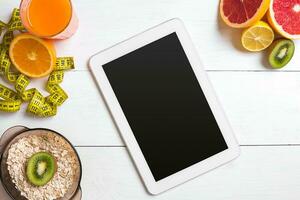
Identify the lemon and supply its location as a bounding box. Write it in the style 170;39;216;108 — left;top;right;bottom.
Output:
241;21;274;52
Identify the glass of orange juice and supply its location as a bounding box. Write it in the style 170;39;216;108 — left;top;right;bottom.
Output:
20;0;78;39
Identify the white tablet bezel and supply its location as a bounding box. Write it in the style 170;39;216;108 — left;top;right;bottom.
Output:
89;18;240;195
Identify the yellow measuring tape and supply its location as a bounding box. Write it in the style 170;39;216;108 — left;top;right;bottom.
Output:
0;20;7;37
0;8;74;117
0;84;22;112
8;8;25;32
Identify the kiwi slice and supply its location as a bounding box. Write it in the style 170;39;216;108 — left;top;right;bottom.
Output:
26;152;56;186
269;39;295;69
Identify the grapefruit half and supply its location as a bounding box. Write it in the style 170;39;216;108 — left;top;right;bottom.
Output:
220;0;270;28
268;0;300;39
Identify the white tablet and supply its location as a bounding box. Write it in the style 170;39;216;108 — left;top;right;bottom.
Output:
89;19;240;195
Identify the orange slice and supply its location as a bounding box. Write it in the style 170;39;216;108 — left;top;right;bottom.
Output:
9;33;56;78
220;0;270;28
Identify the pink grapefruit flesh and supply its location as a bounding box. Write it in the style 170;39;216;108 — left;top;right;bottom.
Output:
268;0;300;39
220;0;270;28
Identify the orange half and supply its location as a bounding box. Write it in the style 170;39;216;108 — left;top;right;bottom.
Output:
9;33;56;78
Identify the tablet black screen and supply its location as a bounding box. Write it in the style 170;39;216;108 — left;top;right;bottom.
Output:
103;32;228;181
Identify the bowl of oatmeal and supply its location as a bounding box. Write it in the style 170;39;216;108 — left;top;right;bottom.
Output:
0;126;82;200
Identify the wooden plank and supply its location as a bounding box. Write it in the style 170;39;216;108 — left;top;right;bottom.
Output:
2;0;300;71
209;71;300;145
0;71;123;146
1;71;300;146
77;146;300;200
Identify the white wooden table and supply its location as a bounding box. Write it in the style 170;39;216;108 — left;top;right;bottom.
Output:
1;0;300;199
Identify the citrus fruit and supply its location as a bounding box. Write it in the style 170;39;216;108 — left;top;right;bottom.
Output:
220;0;270;28
268;0;300;39
9;33;56;78
241;21;274;51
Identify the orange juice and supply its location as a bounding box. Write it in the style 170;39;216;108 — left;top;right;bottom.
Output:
20;0;78;39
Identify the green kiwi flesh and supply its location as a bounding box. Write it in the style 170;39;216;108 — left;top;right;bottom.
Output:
26;152;56;186
269;39;295;69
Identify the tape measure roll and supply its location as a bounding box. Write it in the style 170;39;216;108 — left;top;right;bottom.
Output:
0;8;75;117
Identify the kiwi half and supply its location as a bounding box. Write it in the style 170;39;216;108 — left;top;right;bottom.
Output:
269;39;295;69
26;152;57;186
